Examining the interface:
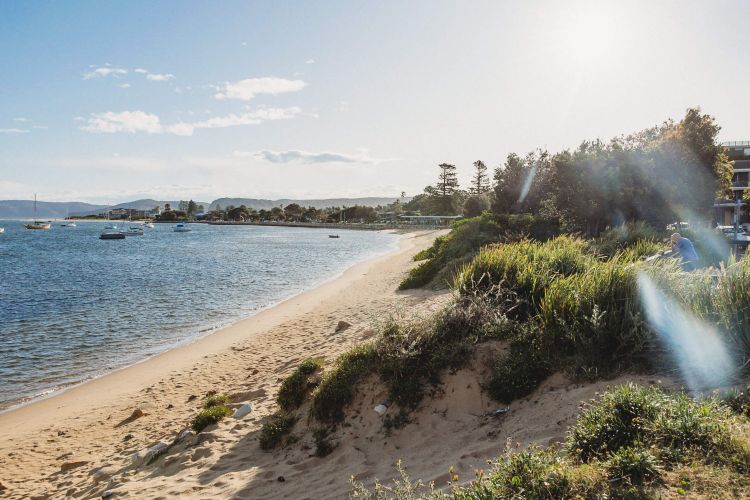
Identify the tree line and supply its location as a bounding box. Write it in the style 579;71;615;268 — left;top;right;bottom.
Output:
405;108;732;236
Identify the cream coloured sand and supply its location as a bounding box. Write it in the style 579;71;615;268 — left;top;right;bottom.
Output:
0;229;674;499
0;229;449;498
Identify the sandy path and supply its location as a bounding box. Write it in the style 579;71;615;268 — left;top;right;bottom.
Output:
0;229;450;499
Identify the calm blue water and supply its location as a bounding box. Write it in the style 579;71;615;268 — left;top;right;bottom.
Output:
0;221;398;409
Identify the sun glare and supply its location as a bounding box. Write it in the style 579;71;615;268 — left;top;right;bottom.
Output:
556;3;622;66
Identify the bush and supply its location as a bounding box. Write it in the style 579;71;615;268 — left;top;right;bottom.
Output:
311;344;378;423
191;405;232;432
313;427;336;457
606;446;662;486
259;412;298;450
567;383;750;471
203;393;229;409
485;339;551;403
277;357;324;411
589;222;662;258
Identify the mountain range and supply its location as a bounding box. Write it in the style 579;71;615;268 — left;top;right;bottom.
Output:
0;197;408;218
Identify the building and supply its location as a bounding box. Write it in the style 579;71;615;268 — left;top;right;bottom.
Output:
398;215;463;226
714;141;750;226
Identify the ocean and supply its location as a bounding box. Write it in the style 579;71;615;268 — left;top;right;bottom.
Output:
0;221;399;410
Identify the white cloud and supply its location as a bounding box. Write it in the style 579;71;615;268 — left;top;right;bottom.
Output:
146;73;175;82
305;59;315;64
134;68;148;74
13;117;32;122
81;107;301;136
81;111;163;134
0;128;29;134
166;107;302;136
234;149;376;164
83;66;128;80
119;83;131;88
214;77;306;101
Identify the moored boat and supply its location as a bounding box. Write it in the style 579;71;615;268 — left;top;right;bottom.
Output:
125;225;144;236
174;222;192;232
24;194;51;230
99;231;125;240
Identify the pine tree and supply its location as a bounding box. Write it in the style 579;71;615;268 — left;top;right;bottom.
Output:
470;160;489;194
434;163;459;214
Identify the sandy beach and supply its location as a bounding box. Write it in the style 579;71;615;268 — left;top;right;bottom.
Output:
0;228;673;499
0;229;451;498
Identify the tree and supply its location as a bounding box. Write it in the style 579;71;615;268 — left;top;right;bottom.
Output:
187;200;198;215
433;163;459;214
491;153;527;214
470;160;490;194
283;203;303;221
463;195;489;217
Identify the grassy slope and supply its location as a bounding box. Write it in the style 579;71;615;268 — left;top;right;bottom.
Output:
265;218;750;498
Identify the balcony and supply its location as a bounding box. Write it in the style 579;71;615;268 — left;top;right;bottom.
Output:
732;180;750;189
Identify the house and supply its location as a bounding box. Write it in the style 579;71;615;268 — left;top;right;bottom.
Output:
714;141;750;226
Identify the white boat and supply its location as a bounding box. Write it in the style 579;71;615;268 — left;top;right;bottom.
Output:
60;222;76;228
24;194;52;230
125;225;144;236
0;227;4;234
174;223;192;232
144;222;155;229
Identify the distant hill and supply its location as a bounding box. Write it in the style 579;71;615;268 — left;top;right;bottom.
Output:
208;197;410;211
97;199;210;213
0;200;108;219
0;196;406;218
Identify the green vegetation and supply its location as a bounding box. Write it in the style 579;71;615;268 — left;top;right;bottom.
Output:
313;427;336;457
351;384;750;499
399;213;559;290
191;405;232;433
311;344;378;423
259;413;298;450
202;393;229;409
277;357;324;412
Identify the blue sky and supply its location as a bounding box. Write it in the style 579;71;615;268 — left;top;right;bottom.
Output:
1;0;749;204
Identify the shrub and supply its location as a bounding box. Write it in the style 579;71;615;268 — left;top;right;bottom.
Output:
485;340;551;403
313;427;336;457
191;405;232;432
277;357;324;411
589;222;662;258
311;344;378;423
203;393;229;409
567;383;750;471
259;412;298;450
606;446;662;486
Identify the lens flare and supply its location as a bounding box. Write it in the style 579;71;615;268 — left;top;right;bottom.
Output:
518;162;537;204
637;273;735;392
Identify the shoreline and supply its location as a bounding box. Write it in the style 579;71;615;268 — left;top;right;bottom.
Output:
0;231;402;415
0;229;435;434
0;228;449;498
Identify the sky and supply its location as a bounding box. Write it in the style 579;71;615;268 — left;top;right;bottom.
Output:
1;0;749;204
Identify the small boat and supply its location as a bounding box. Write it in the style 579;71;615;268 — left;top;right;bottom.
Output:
125;225;144;236
144;222;155;229
100;231;125;240
329;234;340;238
24;194;51;230
174;223;192;232
60;222;77;228
0;227;4;234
